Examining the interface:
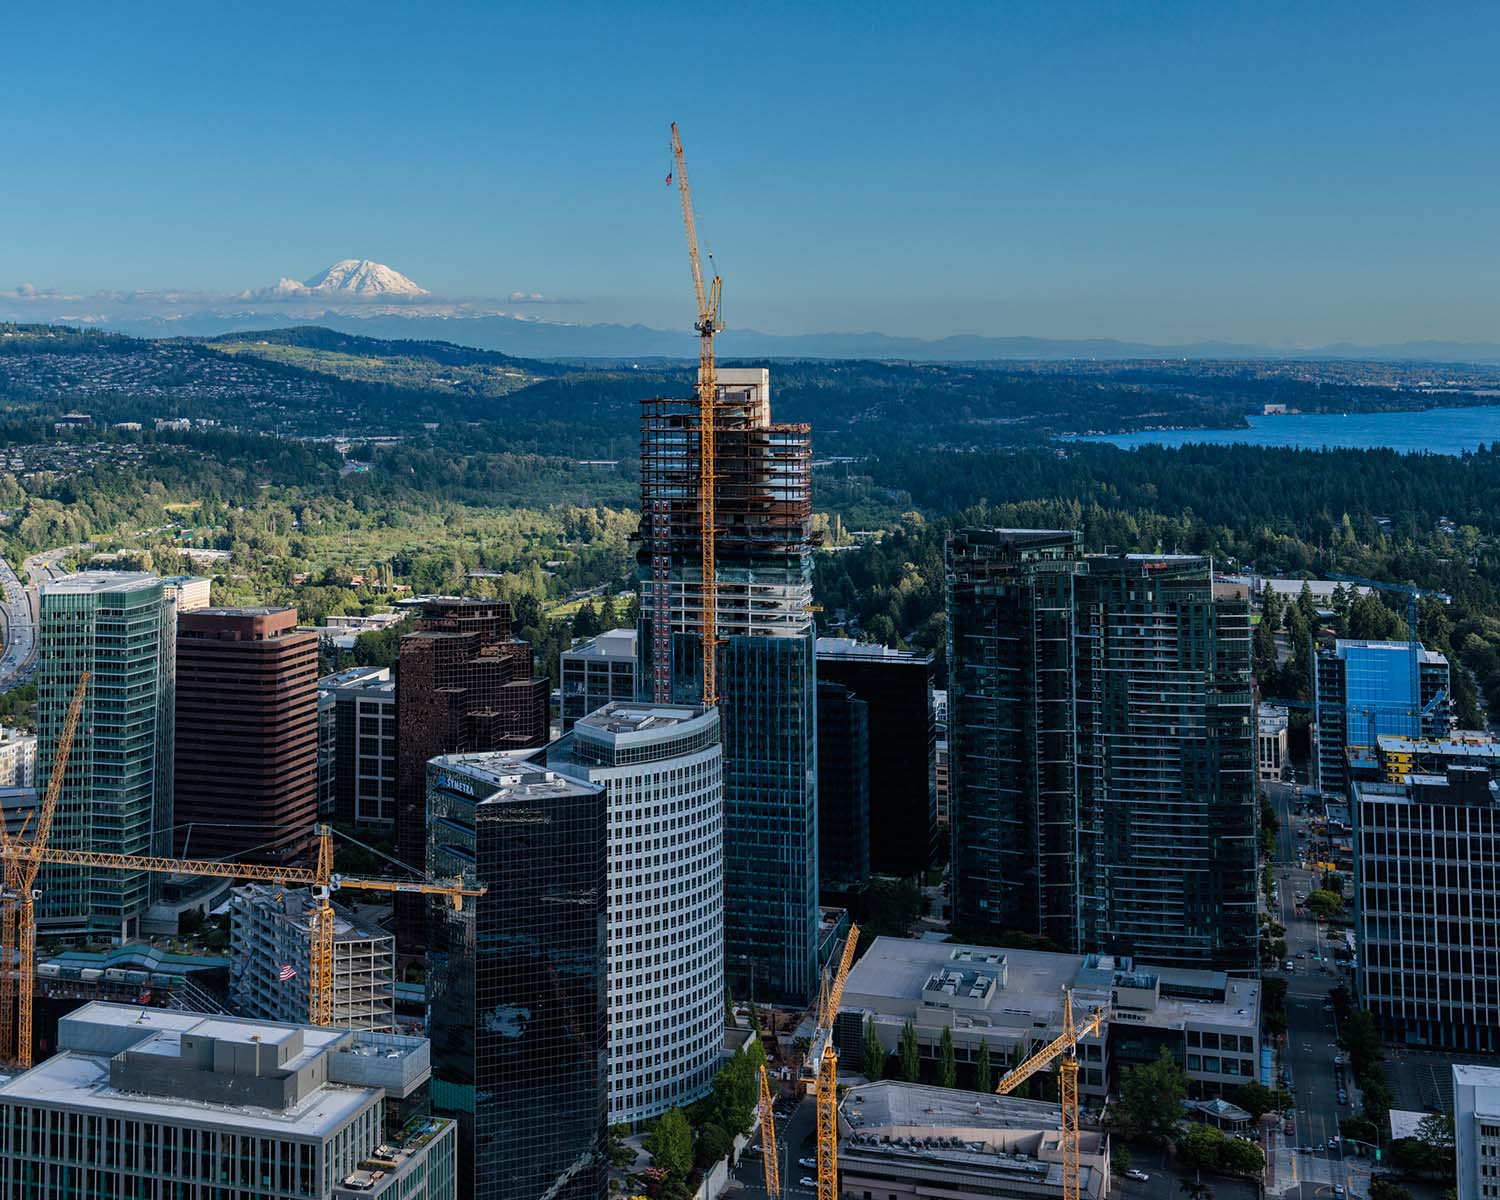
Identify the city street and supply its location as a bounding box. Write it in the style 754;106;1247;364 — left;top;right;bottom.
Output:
1266;779;1372;1199
729;1094;818;1200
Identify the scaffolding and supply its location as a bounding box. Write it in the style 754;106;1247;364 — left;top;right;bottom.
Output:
638;390;815;665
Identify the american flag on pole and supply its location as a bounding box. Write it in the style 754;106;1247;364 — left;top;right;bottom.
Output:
278;963;297;983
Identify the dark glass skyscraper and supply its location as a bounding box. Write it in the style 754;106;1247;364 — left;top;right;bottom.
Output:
426;752;607;1200
945;532;1258;972
945;529;1084;946
636;367;819;1004
396;597;550;950
1076;554;1257;972
815;638;936;878
815;679;870;893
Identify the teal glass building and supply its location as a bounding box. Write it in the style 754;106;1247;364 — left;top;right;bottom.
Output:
36;572;175;939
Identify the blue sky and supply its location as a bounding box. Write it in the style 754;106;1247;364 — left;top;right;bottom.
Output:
3;1;1497;344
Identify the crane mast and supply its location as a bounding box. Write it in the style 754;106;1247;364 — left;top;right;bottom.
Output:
995;989;1108;1200
0;672;89;1067
758;1062;782;1198
799;923;859;1200
669;122;723;706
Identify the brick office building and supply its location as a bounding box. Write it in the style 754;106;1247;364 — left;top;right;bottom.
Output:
174;607;320;865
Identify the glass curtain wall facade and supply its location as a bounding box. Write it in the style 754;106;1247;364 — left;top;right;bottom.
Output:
815;680;870;892
1314;640;1453;799
426;755;607;1200
945;536;1258;972
945;530;1084;946
37;573;173;939
1076;555;1258;972
815;640;936;878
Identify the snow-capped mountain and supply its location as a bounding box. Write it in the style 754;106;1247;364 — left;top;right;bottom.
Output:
304;259;428;297
241;260;429;301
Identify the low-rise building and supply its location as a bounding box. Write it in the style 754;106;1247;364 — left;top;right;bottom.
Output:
161;574;212;612
0;726;36;787
835;937;1261;1101
838;1080;1110;1200
0;1002;455;1199
230;884;396;1032
1455;1064;1500;1200
1258;703;1289;781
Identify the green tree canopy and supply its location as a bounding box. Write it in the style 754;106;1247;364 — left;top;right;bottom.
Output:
647;1108;693;1181
938;1027;957;1089
862;1017;886;1081
975;1040;993;1093
1109;1047;1187;1146
898;1019;921;1083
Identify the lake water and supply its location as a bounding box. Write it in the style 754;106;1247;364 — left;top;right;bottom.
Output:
1071;405;1500;456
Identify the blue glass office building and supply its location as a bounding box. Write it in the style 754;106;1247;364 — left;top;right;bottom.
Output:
1314;639;1452;797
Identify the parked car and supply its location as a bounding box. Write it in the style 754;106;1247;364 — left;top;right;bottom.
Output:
1126;1170;1150;1182
801;1178;818;1189
799;1159;817;1170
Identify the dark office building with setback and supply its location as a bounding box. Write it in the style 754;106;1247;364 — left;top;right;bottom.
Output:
425;751;607;1200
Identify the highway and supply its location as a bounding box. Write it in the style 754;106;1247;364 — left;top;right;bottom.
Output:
1266;778;1373;1200
0;545;84;691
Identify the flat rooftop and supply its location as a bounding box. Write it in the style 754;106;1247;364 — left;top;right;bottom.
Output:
0;1004;368;1138
816;637;931;664
430;751;597;803
42;570;159;595
565;629;637;658
844;937;1259;1032
575;702;705;737
849;1078;1062;1132
320;665;394;691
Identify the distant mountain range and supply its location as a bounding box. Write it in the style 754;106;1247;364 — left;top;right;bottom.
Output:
7;259;1500;363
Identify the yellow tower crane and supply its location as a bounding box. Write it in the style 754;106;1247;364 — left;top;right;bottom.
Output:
0;672;89;1067
995;989;1109;1200
800;923;860;1200
2;823;482;1048
758;1061;782;1199
669;121;724;707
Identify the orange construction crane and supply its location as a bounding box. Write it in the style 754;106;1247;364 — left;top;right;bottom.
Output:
3;823;482;1039
0;672;89;1067
669;121;724;706
995;989;1109;1200
758;1061;782;1199
800;923;860;1200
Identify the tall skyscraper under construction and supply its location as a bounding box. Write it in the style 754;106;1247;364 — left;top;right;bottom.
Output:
945;531;1258;973
635;367;820;1004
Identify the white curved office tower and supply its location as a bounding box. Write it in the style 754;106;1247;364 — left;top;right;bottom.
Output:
549;702;725;1124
